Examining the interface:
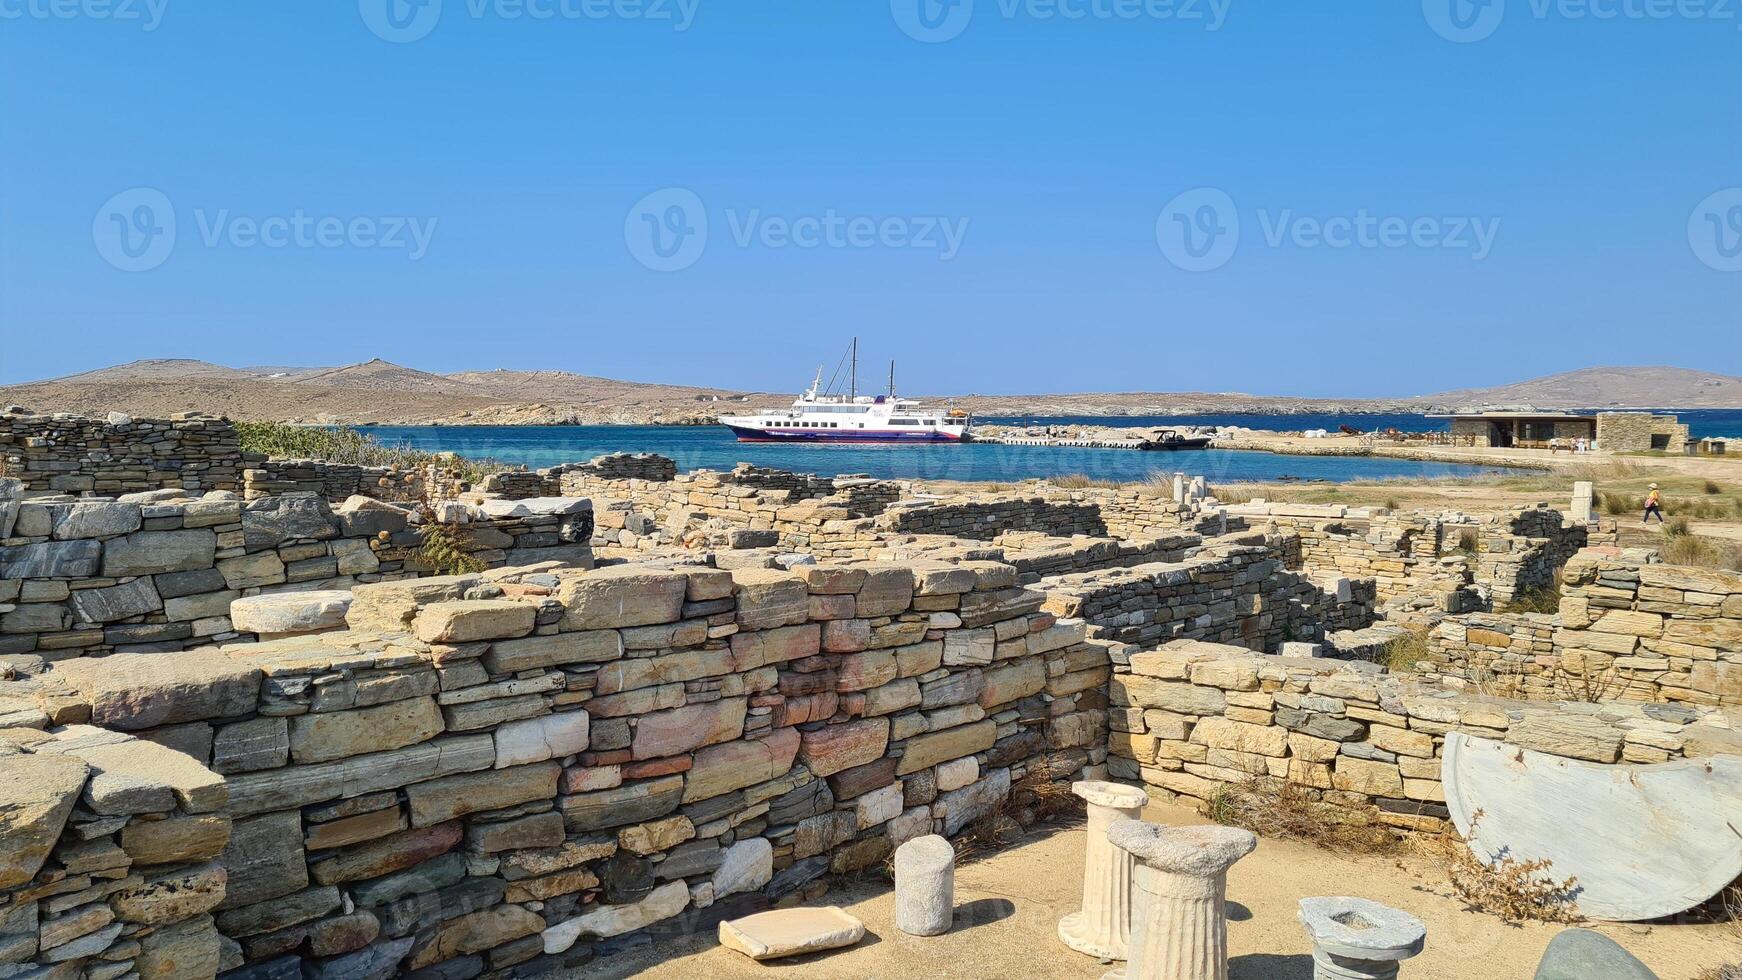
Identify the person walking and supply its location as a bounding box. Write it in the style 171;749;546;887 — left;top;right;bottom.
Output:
1643;483;1666;524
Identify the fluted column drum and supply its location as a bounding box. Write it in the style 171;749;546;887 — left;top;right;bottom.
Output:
1058;781;1151;960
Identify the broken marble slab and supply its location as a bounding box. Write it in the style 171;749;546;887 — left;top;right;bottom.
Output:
1443;732;1742;921
717;906;866;961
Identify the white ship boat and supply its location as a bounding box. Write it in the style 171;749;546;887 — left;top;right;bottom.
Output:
719;340;971;444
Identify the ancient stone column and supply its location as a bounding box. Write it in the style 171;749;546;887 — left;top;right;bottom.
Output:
1297;897;1425;980
1058;781;1150;960
894;834;955;936
1101;821;1257;980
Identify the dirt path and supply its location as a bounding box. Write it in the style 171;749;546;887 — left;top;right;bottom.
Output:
589;801;1738;979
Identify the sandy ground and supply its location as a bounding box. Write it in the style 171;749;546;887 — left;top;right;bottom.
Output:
587;801;1739;980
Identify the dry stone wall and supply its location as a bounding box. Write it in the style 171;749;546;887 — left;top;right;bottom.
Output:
1035;534;1376;654
1226;503;1588;618
0;557;1109;979
2;411;245;496
1106;640;1742;834
0;486;592;662
1425;549;1742;706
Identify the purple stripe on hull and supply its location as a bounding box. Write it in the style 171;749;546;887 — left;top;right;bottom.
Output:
725;424;964;443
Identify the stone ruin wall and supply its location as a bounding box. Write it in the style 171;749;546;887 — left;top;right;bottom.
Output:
1033;533;1377;655
1423;550;1742;707
1226;502;1590;618
0;488;593;663
242;459;426;503
1106;640;1742;835
2;412;245;496
0;557;1111;979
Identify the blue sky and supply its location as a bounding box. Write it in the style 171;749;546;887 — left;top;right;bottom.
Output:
2;1;1738;397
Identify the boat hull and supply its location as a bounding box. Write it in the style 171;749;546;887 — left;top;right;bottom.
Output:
725;424;965;444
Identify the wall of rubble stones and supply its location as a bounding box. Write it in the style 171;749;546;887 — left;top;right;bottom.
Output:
0;486;592;662
0;557;1109;979
1035;533;1376;653
1106;640;1742;834
242;460;425;503
2;412;246;496
1225;503;1588;619
1423;550;1742;706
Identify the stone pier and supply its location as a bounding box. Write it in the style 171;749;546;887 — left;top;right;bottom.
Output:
1102;821;1257;980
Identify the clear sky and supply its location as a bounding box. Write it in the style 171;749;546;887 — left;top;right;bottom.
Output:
2;1;1738;396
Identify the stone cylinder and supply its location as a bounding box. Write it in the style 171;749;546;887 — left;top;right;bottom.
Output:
1058;780;1150;960
1100;821;1257;980
894;834;955;937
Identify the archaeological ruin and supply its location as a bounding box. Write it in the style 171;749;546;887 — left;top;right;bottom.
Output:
0;409;1737;979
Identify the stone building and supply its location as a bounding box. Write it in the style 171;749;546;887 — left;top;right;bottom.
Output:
1595;412;1689;453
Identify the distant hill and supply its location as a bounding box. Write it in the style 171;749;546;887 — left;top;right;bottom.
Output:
4;359;1737;426
1419;366;1742;410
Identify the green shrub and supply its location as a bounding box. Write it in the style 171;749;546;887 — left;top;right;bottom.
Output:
235;420;512;485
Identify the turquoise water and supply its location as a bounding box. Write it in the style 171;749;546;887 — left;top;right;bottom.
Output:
364;424;1511;484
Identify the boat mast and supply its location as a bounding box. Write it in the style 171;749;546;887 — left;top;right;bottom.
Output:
849;338;857;401
888;361;895;400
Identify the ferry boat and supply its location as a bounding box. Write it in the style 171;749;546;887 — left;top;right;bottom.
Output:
719;341;971;443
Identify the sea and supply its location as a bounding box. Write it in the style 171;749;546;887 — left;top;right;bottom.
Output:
360;410;1742;485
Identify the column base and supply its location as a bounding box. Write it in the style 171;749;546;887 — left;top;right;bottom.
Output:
1058;911;1123;961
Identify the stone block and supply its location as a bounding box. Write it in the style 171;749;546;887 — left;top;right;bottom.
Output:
405;762;560;827
897;719;996;775
798;718;890;778
289;697;444;765
495;710;590;768
0;753;88;889
630;698;747;760
684;728;801;803
559;567;688;629
414;600;536;643
102;528;216;576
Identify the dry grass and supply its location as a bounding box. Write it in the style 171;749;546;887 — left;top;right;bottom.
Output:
1047;473;1120;490
1383;628;1431;674
1421;813;1583;925
1659;532;1742;571
236;419;514;484
1505;570;1564;615
1691;886;1742;980
1203;779;1407;856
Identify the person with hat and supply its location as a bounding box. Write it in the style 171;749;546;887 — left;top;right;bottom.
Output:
1643;484;1666;524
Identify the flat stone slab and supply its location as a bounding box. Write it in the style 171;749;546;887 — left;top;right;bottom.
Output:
230;591;353;635
1444;732;1742;921
479;497;592;519
718;906;866;961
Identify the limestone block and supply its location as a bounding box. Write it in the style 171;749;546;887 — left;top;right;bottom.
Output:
68;577;163;624
54;501;145;540
288;697;444;765
225;735;495;817
0;752;89;888
101;528;216;576
543;879;689;952
230;591;352;636
684;728;800;803
798;718;890;778
405;762;560;827
897;720;996;775
854;782;905;829
712;837;773;897
857;567;917;617
494;710;590;768
56;733;228;814
218;811;308;908
120;813;231;865
630;698;747;760
413;599;536;643
728;623;821;670
218;552;287;590
559;567;688;629
717;906;866;961
733;569;810;630
0;539;101;578
135;914;222;980
112;861;227;924
482;630;621;673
